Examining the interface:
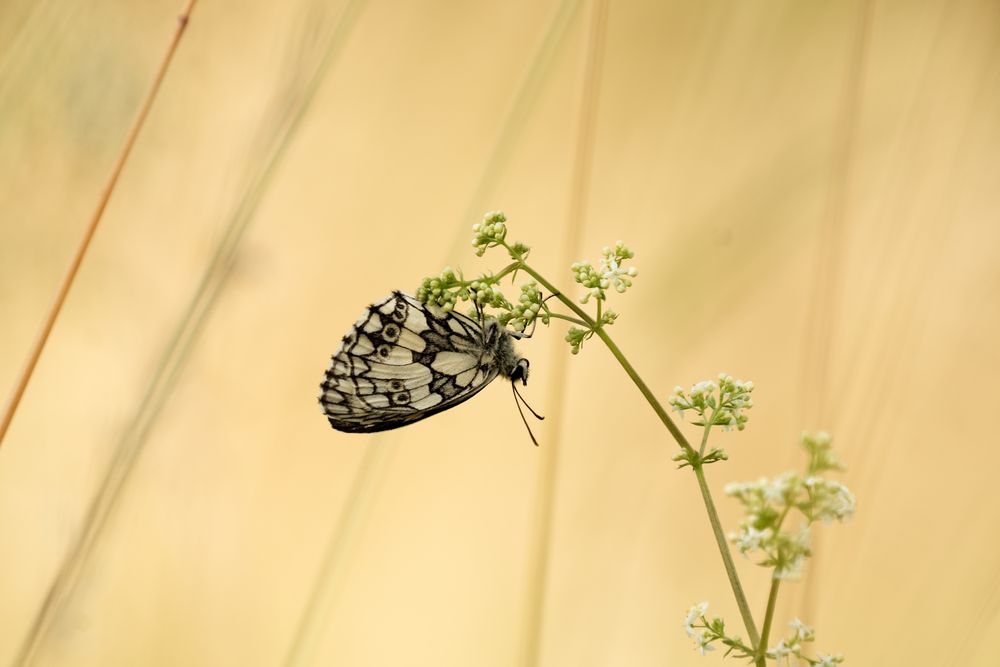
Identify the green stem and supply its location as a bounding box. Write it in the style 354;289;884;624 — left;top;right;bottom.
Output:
756;504;793;661
699;412;715;457
517;260;763;657
758;576;781;661
491;261;521;282
517;263;695;455
693;464;763;661
545;312;589;327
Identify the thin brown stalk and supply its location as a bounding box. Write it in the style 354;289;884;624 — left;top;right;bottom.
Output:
0;0;199;449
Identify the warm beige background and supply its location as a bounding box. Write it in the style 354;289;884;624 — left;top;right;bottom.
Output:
2;0;998;665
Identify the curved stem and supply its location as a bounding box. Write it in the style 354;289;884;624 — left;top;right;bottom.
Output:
517;260;762;656
518;263;695;454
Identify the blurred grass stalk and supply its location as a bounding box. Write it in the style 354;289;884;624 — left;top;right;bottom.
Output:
795;0;874;627
0;0;198;449
11;0;366;663
521;0;607;665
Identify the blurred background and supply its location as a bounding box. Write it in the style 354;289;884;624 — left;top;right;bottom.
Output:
1;0;998;665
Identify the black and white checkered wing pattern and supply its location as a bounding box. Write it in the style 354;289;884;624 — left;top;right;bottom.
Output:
319;292;502;433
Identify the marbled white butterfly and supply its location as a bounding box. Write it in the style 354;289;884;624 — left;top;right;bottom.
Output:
318;292;540;442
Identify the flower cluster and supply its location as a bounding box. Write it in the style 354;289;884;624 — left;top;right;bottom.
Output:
766;618;844;666
471;211;508;256
682;602;754;660
416;267;512;313
468;279;513;309
725;433;855;579
468;211;532;261
416;266;465;312
564;327;589;355
571;240;638;303
801;431;844;475
600;240;638;292
497;281;549;333
669;374;754;431
683;605;843;665
564;309;617;355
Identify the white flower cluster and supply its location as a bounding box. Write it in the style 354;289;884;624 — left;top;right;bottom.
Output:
417;266;463;311
471;211;508;256
803;477;856;523
725;434;854;580
682;602;715;655
681;601;756;661
499;281;548;332
417;266;512;313
801;431;844;475
571;240;638;304
682;605;844;664
599;241;638;293
766;618;844;666
669;373;754;431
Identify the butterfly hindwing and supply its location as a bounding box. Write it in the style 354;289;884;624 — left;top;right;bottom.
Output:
319;292;503;433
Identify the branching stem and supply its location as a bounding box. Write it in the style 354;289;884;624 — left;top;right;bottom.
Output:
545;313;589;327
516;259;763;658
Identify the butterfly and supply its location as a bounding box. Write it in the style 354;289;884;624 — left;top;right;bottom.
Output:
318;292;542;443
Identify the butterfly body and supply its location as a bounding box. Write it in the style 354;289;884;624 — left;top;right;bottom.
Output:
319;292;529;433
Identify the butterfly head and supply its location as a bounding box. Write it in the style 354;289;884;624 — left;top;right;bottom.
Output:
510;358;530;386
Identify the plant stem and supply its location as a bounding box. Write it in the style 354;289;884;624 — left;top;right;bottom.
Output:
517;260;762;657
693;464;763;662
699;412;715;457
489;261;521;282
517;263;694;454
756;505;793;661
545;312;589;327
758;576;781;661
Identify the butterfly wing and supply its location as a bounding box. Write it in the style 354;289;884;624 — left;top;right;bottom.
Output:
319;292;503;433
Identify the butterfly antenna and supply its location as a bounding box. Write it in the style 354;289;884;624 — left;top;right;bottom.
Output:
511;381;543;446
513;382;544;420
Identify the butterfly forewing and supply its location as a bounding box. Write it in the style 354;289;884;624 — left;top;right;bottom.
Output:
319;292;505;433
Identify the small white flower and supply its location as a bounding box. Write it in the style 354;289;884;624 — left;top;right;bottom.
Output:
804;477;856;521
733;525;772;553
767;639;797;659
600;255;636;293
682;601;709;637
765;473;796;502
789;617;815;641
774;530;811;580
694;632;716;655
691;380;716;397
